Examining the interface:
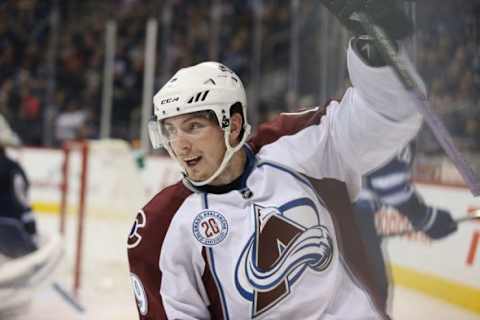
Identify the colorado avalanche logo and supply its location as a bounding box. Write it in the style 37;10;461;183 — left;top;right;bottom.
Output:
235;199;333;318
128;210;146;249
192;210;229;247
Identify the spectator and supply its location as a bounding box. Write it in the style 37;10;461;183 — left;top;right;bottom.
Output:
54;101;88;146
0;0;478;154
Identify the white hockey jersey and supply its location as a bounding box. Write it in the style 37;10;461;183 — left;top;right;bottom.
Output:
127;43;424;320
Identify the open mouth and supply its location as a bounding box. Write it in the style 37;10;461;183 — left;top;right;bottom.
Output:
184;156;201;167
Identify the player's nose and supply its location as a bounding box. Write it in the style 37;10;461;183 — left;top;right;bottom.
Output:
171;132;192;154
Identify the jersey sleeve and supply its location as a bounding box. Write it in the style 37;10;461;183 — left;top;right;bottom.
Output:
127;183;196;320
364;143;414;206
11;164;31;211
338;41;424;174
0;158;36;237
12;164;36;236
128;209;169;320
255;41;423;199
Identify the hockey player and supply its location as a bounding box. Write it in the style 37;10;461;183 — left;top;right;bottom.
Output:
353;140;458;311
0;115;37;259
0;115;63;319
128;1;423;319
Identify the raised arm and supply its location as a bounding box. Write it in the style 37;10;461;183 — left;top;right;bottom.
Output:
332;40;424;175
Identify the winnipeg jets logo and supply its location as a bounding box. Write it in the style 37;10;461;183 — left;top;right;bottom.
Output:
128;210;146;249
235;199;333;317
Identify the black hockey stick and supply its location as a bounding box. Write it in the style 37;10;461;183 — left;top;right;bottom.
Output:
52;282;86;313
353;11;480;197
384;210;480;238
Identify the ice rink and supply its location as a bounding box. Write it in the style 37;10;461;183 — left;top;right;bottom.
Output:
17;281;479;320
4;214;474;319
2;1;479;319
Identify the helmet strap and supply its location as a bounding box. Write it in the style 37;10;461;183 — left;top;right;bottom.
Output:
184;123;251;187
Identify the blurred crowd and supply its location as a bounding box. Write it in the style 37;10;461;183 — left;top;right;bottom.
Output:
0;0;479;154
416;1;480;154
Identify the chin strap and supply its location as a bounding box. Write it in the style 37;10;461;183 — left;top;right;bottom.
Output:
182;124;252;187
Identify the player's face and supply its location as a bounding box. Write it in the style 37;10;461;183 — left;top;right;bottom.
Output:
162;113;226;182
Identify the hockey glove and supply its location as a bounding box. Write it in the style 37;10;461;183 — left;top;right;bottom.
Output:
395;193;457;240
318;0;413;40
319;0;414;66
419;208;458;240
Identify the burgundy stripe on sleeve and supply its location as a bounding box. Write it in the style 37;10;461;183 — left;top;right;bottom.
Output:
248;104;331;153
128;182;192;319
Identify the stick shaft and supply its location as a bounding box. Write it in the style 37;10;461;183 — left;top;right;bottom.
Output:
356;12;480;196
52;282;85;313
455;215;480;224
384;215;480;238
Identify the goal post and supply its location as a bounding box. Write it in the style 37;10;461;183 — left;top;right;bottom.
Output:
59;139;147;299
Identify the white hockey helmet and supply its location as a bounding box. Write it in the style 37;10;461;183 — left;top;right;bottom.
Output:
148;62;251;186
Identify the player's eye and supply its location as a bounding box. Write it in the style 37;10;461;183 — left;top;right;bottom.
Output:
161;125;177;138
185;121;206;133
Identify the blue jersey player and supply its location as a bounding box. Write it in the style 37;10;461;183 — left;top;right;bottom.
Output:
353;141;458;311
0;116;38;259
0;116;64;319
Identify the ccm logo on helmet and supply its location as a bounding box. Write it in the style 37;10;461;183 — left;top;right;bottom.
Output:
161;97;180;104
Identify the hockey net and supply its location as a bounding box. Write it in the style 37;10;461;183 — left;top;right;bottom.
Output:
55;139;149;319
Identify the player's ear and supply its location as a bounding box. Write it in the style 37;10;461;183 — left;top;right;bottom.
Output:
229;113;243;145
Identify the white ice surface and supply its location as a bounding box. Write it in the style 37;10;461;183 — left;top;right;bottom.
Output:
8;214;479;320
